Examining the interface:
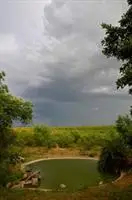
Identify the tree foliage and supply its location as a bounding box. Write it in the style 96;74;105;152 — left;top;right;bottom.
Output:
98;115;132;176
0;72;32;130
101;0;132;94
0;71;33;185
116;115;132;147
98;138;128;175
99;0;132;176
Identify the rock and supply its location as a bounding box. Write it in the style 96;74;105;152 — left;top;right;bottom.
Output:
32;177;38;186
9;170;41;189
23;180;33;188
23;173;28;179
6;182;12;189
12;184;21;189
60;184;66;189
99;181;103;185
25;170;40;181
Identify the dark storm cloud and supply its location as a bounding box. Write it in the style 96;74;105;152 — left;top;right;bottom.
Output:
23;52;129;103
32;97;131;126
23;0;128;102
0;0;130;125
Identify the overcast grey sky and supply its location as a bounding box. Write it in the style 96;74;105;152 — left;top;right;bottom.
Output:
0;0;131;126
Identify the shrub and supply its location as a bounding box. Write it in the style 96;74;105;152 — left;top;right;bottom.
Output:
77;134;103;150
15;126;116;150
33;125;56;148
16;130;35;146
98;137;128;175
7;170;23;183
0;161;10;186
55;133;75;148
71;130;81;144
116;115;132;147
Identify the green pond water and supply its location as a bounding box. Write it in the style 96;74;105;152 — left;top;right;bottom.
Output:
27;159;115;191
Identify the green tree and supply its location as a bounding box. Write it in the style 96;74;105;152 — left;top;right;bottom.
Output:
116;115;132;147
0;71;33;185
98;138;128;176
101;0;132;94
98;0;132;176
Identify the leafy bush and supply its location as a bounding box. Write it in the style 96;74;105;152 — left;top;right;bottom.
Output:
98;137;128;175
14;125;118;155
0;159;23;186
71;130;81;143
33;125;56;148
7;170;23;183
116;115;132;147
55;133;75;148
16;129;35;146
0;161;10;186
77;134;104;150
8;145;24;164
98;115;132;177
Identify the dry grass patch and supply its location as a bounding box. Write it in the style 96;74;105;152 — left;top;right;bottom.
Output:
22;147;100;162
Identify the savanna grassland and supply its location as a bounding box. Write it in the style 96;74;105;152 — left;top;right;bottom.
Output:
13;125;116;161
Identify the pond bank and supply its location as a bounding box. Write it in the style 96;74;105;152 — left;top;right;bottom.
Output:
23;156;99;167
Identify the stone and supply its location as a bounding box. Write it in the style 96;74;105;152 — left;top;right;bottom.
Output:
9;170;41;189
60;184;66;189
99;181;103;185
21;181;25;188
12;184;21;189
23;180;33;188
32;177;38;186
6;182;12;189
23;173;28;179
